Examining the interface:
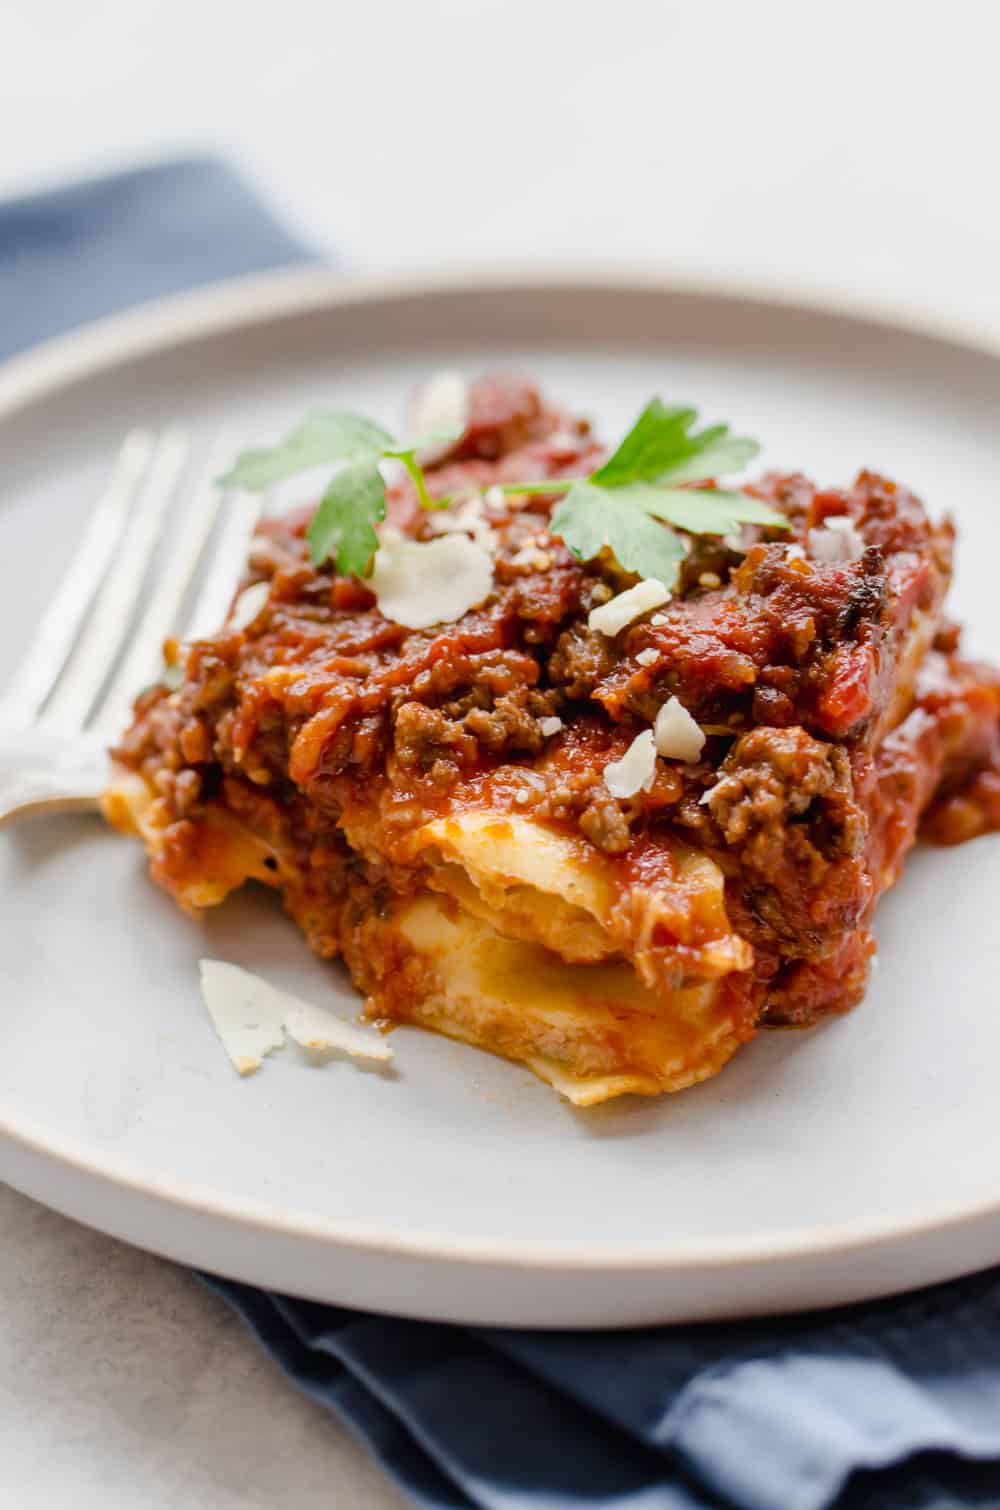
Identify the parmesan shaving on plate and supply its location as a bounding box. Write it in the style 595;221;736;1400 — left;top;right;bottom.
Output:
198;960;392;1076
604;730;657;798
539;715;563;737
229;580;270;630
588;579;670;636
808;516;865;564
409;370;469;462
654;697;706;762
370;527;494;630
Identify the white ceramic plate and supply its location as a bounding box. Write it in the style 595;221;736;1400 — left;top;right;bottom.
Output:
1;270;999;1328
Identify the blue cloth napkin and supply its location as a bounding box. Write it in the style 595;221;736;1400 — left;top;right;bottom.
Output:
0;155;314;359
5;155;1000;1510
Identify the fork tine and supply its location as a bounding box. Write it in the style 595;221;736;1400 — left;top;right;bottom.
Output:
184;490;263;642
92;434;236;738
43;429;189;733
3;431;156;722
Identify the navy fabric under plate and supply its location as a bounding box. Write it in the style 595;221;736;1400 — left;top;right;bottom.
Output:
0;154;315;359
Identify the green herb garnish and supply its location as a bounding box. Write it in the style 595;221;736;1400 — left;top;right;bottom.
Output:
220;396;787;582
219;412;460;577
544;400;786;580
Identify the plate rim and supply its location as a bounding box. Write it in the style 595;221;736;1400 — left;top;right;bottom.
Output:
2;264;999;1282
4;260;1000;421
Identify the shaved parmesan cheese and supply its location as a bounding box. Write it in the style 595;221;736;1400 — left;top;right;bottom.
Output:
370;527;494;630
409;370;469;462
604;729;657;798
229;580;270;630
785;543;806;561
539;715;563;737
199;961;285;1075
808;516;865;564
510;544;552;570
427;494;493;550
588;578;670;636
198;960;392;1076
636;648;659;667
484;485;506;508
654;697;706;763
284;1001;392;1060
650;612;670;627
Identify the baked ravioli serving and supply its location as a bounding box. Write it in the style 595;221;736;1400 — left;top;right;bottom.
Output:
105;374;1000;1105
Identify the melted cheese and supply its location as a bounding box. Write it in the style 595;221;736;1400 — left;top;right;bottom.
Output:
406;811;616;962
413;812;613;919
404;808;750;987
390;895;748;1103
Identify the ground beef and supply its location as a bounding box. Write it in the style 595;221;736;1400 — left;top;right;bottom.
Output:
548;624;617;699
463;688;548;755
578;791;633;854
392;702;476;773
707;726;862;856
703;725;869;957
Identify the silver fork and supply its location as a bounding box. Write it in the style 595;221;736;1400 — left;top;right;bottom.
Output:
0;430;261;826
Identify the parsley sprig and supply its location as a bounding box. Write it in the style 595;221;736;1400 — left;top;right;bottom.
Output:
542;400;786;581
219;412;459;577
221;396;787;583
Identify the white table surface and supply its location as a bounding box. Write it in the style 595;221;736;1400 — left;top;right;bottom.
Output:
1;1;998;1505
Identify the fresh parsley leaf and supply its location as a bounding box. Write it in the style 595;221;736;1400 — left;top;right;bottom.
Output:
219;411;396;491
592;400;759;489
612;484;789;536
306;462;386;576
591;401;693;486
228;392;779;586
549;482;609;561
654;430;759;485
547;402;786;577
388;427;463;457
552;482;688;584
221;412;466;572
